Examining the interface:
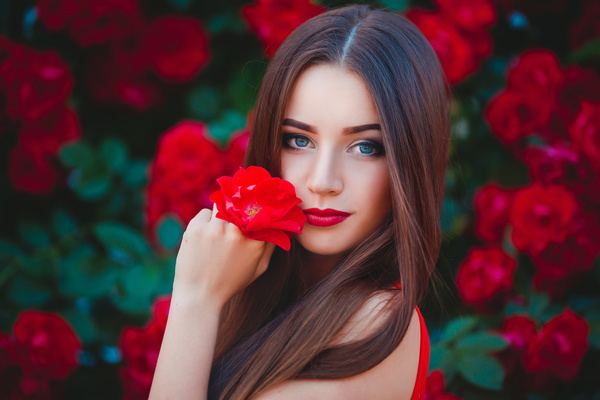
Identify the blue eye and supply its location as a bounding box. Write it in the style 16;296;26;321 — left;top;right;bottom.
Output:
358;143;374;154
294;136;309;148
283;133;312;150
353;141;384;157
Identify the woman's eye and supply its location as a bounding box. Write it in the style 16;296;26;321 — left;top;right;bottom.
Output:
283;134;312;150
352;141;384;157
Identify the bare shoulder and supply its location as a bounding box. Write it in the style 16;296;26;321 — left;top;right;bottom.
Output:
256;295;422;400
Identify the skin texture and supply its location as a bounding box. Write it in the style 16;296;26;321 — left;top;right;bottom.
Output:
149;65;421;400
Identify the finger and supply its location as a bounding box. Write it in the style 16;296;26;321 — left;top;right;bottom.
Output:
188;208;211;228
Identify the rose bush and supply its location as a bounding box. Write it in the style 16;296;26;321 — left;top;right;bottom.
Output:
209;166;306;251
0;1;599;398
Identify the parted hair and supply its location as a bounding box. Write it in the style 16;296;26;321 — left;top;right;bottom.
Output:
208;4;450;399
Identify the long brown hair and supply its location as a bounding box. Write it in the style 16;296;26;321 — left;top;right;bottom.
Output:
209;4;449;399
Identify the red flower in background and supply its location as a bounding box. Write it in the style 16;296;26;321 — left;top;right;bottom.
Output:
146;121;225;240
569;101;600;172
456;246;517;310
531;210;600;296
473;183;514;243
68;0;141;47
507;50;564;98
8;145;59;195
425;370;463;400
241;0;325;57
36;0;81;31
485;89;553;145
143;16;210;82
18;108;81;156
510;183;578;256
11;311;80;381
120;296;170;400
210;166;306;251
557;66;600;126
407;10;476;85
145;120;250;246
0;48;73;122
524;308;589;381
433;0;496;31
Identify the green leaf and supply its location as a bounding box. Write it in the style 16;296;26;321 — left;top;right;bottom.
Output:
188;86;221;120
100;138;128;173
0;239;26;262
441;316;478;342
157;216;183;251
587;312;600;349
61;310;97;344
59;142;94;168
457;353;505;391
59;248;119;299
7;276;52;307
18;221;50;248
377;0;410;11
94;222;151;261
124;160;148;187
456;332;508;352
116;264;161;314
72;169;111;200
52;209;78;238
527;292;550;318
570;39;600;63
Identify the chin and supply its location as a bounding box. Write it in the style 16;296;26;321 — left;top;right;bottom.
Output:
294;228;356;256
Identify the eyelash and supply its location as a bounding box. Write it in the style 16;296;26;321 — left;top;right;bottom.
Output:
282;133;385;157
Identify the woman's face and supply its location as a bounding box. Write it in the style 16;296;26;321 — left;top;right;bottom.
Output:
281;64;391;257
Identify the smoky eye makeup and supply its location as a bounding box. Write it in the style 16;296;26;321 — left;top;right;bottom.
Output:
282;133;313;150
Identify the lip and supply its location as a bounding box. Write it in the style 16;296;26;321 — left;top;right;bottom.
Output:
303;208;350;227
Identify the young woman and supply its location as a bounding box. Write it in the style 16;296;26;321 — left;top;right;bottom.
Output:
150;4;449;399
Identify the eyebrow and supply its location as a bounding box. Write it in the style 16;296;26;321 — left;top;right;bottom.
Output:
282;118;381;135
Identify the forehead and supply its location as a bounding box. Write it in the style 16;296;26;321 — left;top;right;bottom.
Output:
285;64;380;128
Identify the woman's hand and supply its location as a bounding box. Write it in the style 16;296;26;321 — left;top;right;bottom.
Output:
172;203;276;308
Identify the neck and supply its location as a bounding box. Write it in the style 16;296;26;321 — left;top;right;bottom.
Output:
298;248;342;289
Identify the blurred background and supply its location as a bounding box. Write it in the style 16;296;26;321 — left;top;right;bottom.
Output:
0;0;599;398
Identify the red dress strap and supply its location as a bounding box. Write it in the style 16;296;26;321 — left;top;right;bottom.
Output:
410;306;429;400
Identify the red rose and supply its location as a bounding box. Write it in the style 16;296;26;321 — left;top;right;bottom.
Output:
408;9;477;84
510;183;578;256
456;246;517;310
521;144;580;185
143;16;210;82
36;0;81;31
569;101;600;172
524;309;589;380
210;166;306;251
120;296;170;400
485;89;553;145
502;315;538;353
557;66;600;125
531;210;600;296
434;0;496;31
146;121;225;241
18;108;81;156
69;0;141;47
507;49;564;98
82;48;160;111
8;145;59;194
425;370;463;400
11;311;80;381
1;48;73;122
241;0;325;57
473;183;514;243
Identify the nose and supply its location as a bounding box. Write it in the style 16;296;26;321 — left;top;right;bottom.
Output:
306;146;343;196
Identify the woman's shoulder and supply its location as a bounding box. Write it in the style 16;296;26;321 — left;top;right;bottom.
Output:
256;293;423;400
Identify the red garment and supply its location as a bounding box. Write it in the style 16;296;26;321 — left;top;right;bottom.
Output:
410;306;429;400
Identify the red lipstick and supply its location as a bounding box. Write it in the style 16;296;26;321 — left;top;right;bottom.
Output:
303;208;350;227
